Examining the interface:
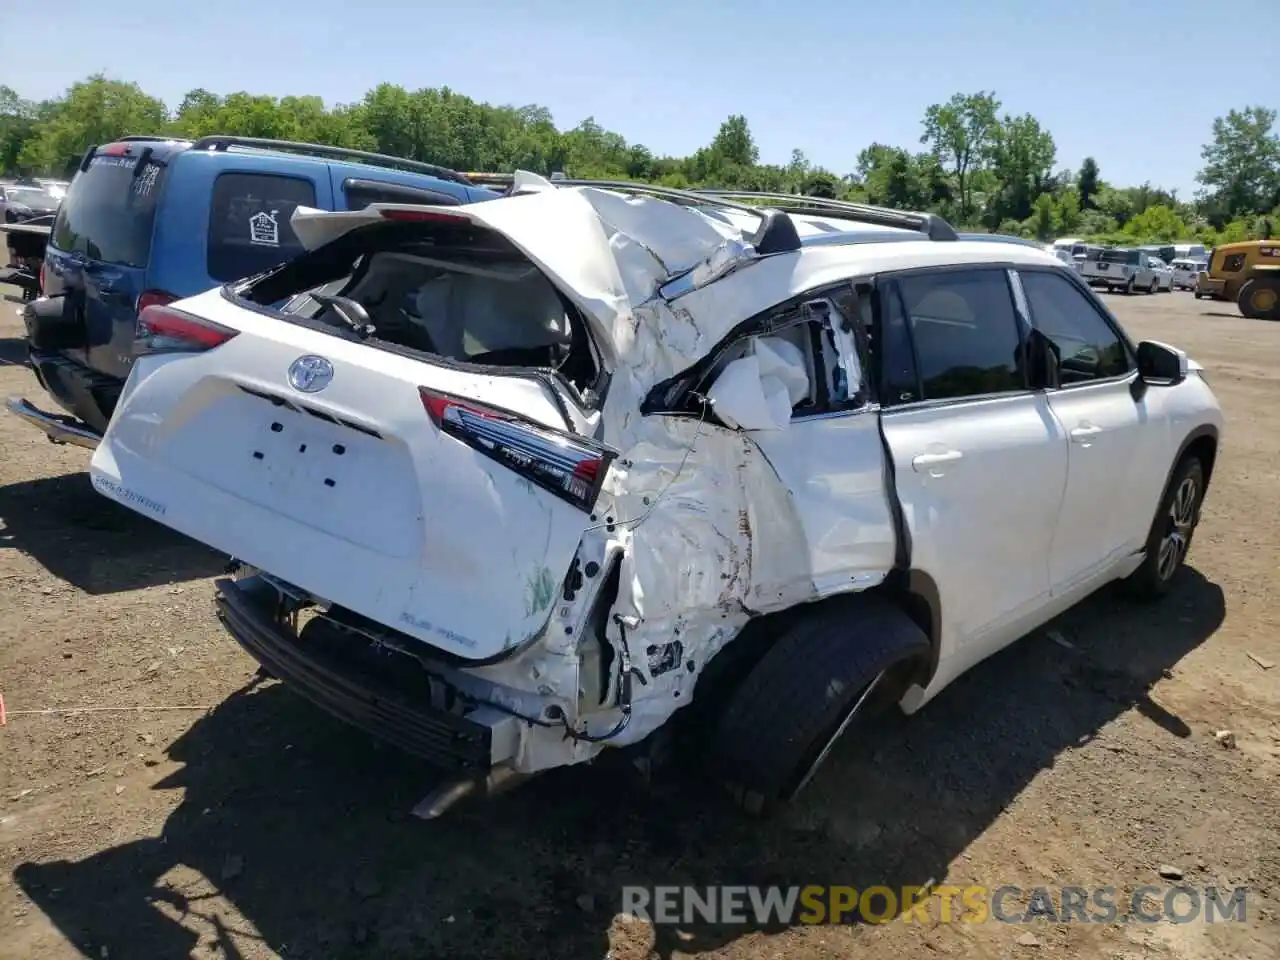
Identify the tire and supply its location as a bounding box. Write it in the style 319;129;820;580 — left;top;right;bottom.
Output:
1122;457;1205;600
1237;278;1280;321
711;594;930;816
1194;290;1203;299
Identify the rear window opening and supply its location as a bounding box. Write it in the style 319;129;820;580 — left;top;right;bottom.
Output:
50;154;167;267
236;220;607;408
1098;249;1140;265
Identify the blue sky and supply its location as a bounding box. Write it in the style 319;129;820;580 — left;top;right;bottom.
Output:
3;0;1275;196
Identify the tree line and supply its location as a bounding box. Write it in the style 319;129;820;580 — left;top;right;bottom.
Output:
2;76;1278;247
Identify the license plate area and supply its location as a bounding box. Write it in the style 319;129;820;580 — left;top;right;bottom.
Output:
246;408;367;499
165;389;422;559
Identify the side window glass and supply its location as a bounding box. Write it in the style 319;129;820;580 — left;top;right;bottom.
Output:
896;269;1026;401
878;283;921;405
207;173;318;283
1020;271;1131;384
343;179;462;210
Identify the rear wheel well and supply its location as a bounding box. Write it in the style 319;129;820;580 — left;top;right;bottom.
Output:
691;579;940;712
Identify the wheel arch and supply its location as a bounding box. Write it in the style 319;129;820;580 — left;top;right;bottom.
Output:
692;577;939;711
1147;424;1219;537
1174;424;1219;492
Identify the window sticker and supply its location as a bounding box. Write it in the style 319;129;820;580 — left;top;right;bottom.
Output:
249;210;280;247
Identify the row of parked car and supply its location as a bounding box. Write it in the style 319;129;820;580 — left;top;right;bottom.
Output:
1;136;1225;819
1045;238;1207;295
1043;235;1280;319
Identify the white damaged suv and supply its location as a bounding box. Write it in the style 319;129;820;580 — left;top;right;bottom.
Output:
89;174;1223;815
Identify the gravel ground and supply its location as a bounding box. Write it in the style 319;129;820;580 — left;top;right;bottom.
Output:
0;285;1277;960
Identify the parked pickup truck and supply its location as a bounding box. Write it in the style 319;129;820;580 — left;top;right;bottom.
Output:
1080;248;1160;294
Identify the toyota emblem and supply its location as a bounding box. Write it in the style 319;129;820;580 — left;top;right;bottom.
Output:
288;355;334;393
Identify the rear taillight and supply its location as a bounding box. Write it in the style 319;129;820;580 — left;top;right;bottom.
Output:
134;304;239;356
136;289;178;313
38;262;47;295
419;387;615;513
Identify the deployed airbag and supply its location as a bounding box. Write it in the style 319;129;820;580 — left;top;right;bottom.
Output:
707;336;810;431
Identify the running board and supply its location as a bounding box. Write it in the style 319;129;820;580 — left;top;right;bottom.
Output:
5;396;102;449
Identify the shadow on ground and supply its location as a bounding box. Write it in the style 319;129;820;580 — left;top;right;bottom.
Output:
13;569;1225;960
0;335;29;367
0;472;226;593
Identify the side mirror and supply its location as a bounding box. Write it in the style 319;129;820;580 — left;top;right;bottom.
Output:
1135;340;1188;387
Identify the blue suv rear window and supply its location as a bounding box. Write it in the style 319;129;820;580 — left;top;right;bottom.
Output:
207;172;317;283
51;155;167;268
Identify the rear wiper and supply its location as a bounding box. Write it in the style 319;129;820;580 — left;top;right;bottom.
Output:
310;293;376;340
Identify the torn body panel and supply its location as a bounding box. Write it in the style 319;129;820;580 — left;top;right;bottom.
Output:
462;290;898;764
98;182;905;776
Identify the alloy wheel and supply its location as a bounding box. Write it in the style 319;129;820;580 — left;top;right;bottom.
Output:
1157;475;1199;581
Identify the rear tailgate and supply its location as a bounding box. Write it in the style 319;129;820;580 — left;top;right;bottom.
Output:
90;287;611;661
1082;252;1138;282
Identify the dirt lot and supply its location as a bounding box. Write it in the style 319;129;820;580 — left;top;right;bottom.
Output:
1;286;1278;960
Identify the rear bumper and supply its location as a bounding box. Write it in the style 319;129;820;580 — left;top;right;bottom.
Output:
213;576;517;774
5;395;101;449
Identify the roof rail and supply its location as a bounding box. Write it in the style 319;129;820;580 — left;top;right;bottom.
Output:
466;174;956;242
463;172;767;215
189;136;473;186
112;135;191;143
693;190;958;242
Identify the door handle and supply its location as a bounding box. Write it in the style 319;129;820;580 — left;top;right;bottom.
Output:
1070;424;1103;442
912;450;963;472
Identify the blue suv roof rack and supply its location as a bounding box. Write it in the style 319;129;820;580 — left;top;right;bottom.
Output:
189;135;473;186
87;135;472;186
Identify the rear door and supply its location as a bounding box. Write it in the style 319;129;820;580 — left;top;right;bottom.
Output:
44;145;169;373
877;267;1069;658
1014;268;1168;590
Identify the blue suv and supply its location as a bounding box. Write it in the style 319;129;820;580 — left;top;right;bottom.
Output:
7;135;499;447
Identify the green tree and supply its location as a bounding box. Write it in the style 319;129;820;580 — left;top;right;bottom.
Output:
920;91;1001;221
1078;157;1100;210
990;112;1056;223
17;75;168;175
856;143;931;210
1197;106;1280;218
0;85;40;173
1027;192;1060;240
709;114;759;168
1123;204;1188;242
1055;188;1082;233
